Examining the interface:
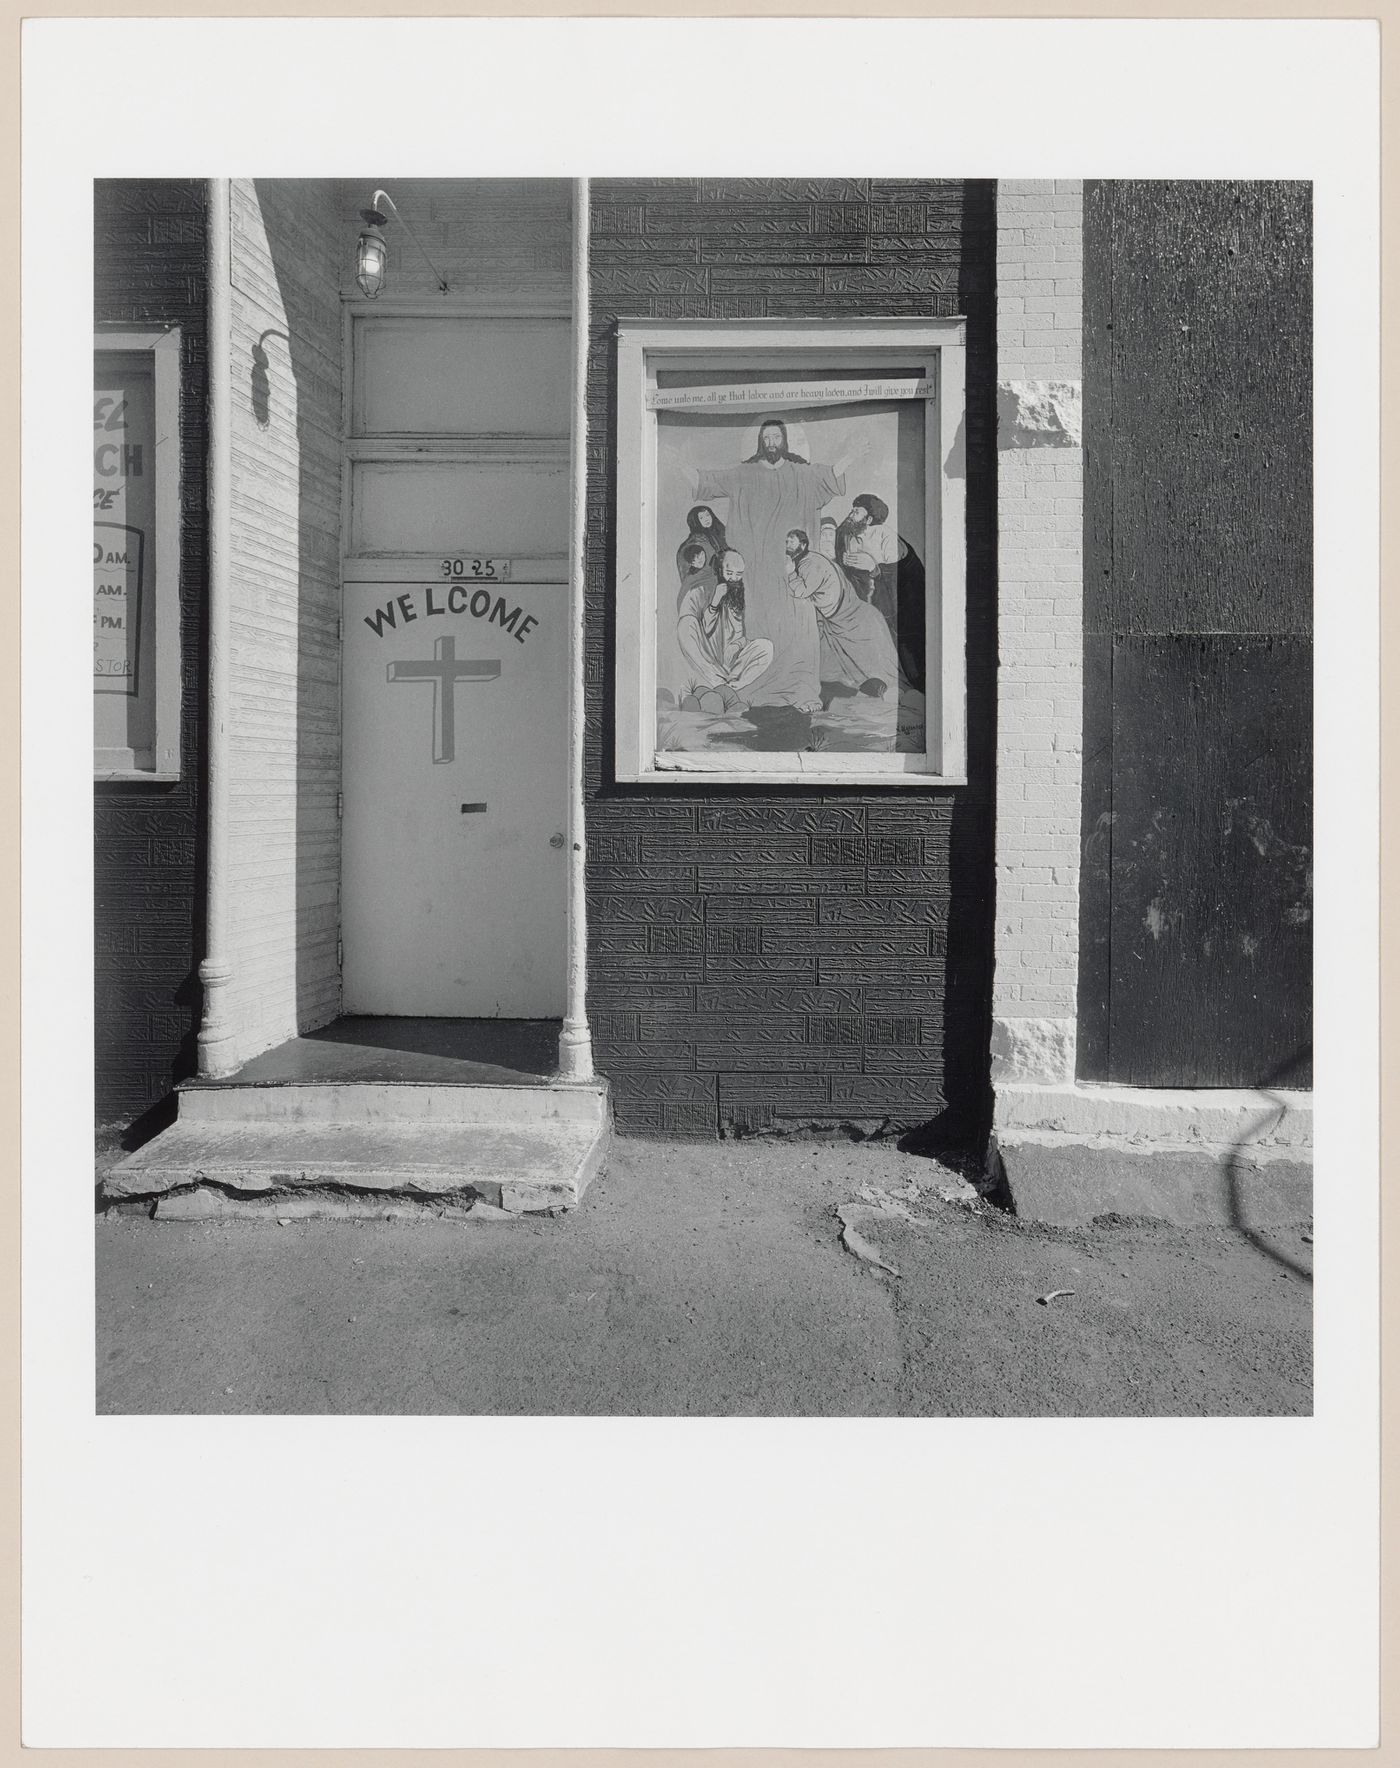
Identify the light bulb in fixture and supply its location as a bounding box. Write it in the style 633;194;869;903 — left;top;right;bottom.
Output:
356;209;389;299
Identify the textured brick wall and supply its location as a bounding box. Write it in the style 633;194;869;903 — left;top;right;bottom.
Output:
335;177;571;305
224;180;344;1062
989;180;1084;1091
585;180;998;1142
94;179;209;1126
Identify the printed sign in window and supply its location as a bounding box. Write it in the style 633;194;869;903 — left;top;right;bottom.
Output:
93;524;143;693
93;360;157;760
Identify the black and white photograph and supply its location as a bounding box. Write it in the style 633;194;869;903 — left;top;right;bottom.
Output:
91;170;1318;1418
20;13;1379;1756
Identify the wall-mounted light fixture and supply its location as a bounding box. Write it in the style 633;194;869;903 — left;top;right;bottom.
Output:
355;187;450;300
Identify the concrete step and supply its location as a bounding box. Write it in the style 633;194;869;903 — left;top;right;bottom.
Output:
104;1109;609;1214
175;1078;606;1127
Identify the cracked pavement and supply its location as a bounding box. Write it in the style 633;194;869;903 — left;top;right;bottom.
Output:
96;1135;1312;1416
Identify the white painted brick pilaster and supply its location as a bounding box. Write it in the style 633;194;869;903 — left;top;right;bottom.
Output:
225;180;344;1065
992;180;1084;1086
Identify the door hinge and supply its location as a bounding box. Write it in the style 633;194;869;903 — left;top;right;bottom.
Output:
336;791;343;819
336;934;343;970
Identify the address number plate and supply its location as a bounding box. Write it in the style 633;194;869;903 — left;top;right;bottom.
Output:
440;557;511;582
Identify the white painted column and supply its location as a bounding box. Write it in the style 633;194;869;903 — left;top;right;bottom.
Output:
557;177;594;1081
990;179;1084;1100
988;182;1312;1168
196;179;238;1077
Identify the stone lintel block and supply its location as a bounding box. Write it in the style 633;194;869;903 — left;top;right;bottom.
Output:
990;1015;1076;1084
997;380;1083;449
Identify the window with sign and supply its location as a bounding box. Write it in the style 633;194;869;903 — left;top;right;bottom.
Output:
94;329;181;777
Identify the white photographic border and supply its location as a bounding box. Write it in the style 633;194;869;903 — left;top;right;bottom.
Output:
20;16;1379;1754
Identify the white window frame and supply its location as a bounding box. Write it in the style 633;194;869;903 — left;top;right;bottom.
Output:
93;326;182;780
614;317;967;787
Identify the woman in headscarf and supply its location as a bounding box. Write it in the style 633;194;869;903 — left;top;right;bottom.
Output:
675;540;718;612
674;504;728;586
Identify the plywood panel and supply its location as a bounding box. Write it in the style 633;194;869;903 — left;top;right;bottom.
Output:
1080;181;1313;1087
1081;179;1116;643
354;317;571;435
1090;180;1312;638
1075;633;1114;1078
1107;635;1312;1088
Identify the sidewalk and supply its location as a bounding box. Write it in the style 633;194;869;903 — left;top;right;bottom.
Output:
96;1135;1312;1416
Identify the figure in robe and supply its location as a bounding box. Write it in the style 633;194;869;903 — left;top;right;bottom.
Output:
784;530;900;700
674;504;728;587
675;540;718;607
837;492;926;691
675;548;775;715
690;419;849;711
836;494;899;589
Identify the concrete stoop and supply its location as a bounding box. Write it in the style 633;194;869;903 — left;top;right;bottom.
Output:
990;1082;1313;1226
104;1078;611;1217
992;1138;1312;1228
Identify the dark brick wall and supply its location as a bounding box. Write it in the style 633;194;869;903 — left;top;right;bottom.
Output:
94;180;208;1127
585;180;998;1143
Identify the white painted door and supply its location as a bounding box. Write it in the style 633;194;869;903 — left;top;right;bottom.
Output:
341;568;567;1016
339;310;571;1017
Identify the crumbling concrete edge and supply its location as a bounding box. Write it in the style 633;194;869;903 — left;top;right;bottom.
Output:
102;1094;613;1220
987;1133;1313;1229
994;1079;1312;1159
987;1076;1313;1226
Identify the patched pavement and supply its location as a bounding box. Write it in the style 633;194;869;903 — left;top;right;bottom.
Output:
96;1135;1312;1416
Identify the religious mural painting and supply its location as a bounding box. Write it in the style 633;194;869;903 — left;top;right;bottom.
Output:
614;322;967;785
661;393;924;756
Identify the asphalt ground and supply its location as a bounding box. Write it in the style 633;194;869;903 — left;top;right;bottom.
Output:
96;1134;1313;1416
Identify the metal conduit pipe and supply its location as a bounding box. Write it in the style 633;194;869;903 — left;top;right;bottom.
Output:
557;177;595;1082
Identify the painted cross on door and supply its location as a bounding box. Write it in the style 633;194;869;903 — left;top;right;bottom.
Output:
343;576;567;1017
386;636;501;763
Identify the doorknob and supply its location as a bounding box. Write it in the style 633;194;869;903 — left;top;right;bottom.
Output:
550;831;565;849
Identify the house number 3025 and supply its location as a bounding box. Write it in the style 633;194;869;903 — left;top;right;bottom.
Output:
441;557;511;581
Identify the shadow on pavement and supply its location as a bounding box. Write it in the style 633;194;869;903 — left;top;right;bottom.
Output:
1225;1047;1312;1284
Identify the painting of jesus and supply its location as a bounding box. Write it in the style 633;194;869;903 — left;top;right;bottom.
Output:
653;378;927;757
